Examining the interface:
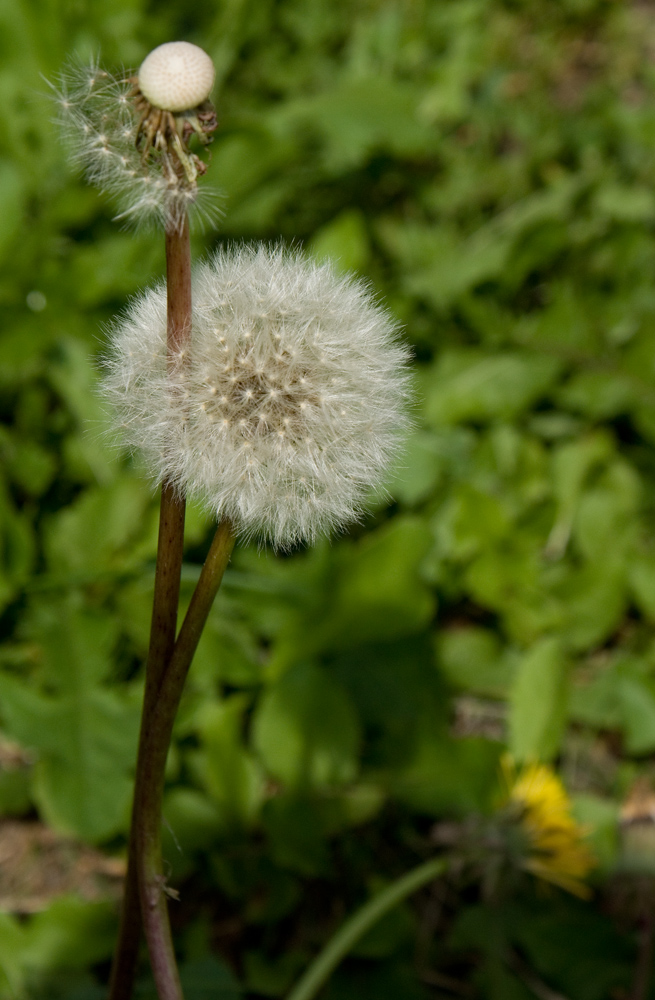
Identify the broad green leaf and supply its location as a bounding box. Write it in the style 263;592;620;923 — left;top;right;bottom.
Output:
443;484;510;561
391;723;500;816
309;209;370;273
162;788;228;863
436;627;516;697
572;795;618;872
323;517;435;649
329;635;444;769
23;597;116;690
508;637;568;762
271;77;434;170
386;430;444;506
617;674;655;755
629;555;655;622
424;350;561;425
545;432;614;559
0;674;139;841
0;601;140;840
192;696;265;829
558;561;627;652
44;477;156;575
568;666;623;730
558;371;635;420
21;898;115;973
252;663;360;790
594;183;655;222
0;911;26;999
572;461;639;563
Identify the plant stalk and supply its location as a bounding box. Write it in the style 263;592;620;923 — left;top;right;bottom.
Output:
108;217;192;1000
136;518;236;1000
286;856;446;1000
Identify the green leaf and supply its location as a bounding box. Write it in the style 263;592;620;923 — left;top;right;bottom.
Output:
629;555;655;622
0;601;140;841
508;638;568;762
0;159;25;263
252;663;360;790
191;696;265;830
0;911;27;999
44;477;156;575
557;560;627;652
545;432;614;559
392;726;500;816
324;517;435;649
21;898;116;974
272;77;434;170
436;627;516;697
572;794;618;871
424;350;561;425
309;210;370;273
386;430;444;506
617;674;655;755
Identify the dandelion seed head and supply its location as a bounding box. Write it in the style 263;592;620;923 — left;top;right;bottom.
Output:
102;245;412;548
52;50;221;232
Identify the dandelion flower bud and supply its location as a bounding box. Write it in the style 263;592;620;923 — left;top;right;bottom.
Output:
102;245;412;548
138;42;215;112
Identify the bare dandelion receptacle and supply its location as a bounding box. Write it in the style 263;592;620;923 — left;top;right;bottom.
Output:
102;245;412;548
138;42;215;112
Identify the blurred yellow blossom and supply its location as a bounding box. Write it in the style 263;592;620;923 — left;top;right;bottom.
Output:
502;758;595;898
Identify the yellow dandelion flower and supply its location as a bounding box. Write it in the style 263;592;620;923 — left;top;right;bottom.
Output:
502;757;595;898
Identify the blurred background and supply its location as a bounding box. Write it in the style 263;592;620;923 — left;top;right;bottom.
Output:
3;0;655;997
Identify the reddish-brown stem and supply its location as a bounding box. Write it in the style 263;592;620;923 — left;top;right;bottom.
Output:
136;519;236;1000
108;217;191;1000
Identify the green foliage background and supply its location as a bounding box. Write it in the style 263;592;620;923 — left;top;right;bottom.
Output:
2;0;655;996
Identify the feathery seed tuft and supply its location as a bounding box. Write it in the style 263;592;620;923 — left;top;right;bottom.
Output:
101;245;411;548
53;50;218;231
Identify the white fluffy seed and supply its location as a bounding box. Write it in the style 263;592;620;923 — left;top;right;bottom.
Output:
102;245;412;549
138;41;215;112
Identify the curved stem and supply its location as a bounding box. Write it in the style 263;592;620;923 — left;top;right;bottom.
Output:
108;217;191;1000
286;857;446;1000
136;519;236;1000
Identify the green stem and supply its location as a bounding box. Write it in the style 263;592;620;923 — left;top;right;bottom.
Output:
108;217;192;1000
136;519;236;1000
286;857;447;1000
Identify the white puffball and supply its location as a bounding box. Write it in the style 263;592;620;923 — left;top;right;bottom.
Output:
102;245;412;549
138;41;215;112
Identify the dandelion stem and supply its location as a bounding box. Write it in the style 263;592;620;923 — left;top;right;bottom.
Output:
136;517;236;1000
108;485;185;1000
108;218;192;1000
286;856;446;1000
